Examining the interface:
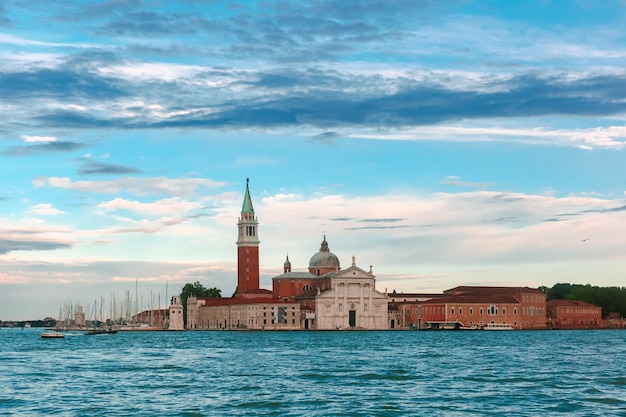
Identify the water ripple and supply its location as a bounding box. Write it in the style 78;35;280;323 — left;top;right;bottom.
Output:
1;329;625;416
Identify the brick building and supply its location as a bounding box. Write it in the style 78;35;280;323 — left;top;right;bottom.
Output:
546;299;603;329
391;286;547;330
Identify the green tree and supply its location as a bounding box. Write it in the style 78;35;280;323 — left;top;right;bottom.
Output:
546;283;572;300
180;281;221;326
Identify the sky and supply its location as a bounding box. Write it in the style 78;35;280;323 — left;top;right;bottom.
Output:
1;0;626;320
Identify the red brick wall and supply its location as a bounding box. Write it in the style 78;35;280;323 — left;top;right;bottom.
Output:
446;302;520;328
273;277;331;299
518;291;547;329
237;245;259;293
547;305;603;329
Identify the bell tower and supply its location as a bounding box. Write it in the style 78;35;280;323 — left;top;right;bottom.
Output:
236;178;260;296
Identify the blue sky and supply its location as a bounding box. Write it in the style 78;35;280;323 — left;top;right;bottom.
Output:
1;0;626;320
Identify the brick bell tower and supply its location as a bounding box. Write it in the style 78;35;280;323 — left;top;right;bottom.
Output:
236;178;260;297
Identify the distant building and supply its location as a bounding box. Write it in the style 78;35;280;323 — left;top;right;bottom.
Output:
74;305;85;327
132;309;168;327
168;294;184;330
308;257;387;330
273;238;388;330
392;286;547;330
190;179;301;330
196;297;301;330
188;179;387;330
443;286;546;329
546;299;603;329
606;312;626;329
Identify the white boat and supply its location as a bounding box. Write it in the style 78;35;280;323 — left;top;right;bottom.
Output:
423;321;464;330
483;323;513;331
41;331;65;339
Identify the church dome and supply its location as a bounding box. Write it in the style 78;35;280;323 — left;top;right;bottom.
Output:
308;235;340;271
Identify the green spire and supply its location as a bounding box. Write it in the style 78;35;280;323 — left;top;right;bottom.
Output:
241;178;254;213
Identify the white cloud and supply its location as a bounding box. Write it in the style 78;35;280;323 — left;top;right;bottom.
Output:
21;135;56;143
257;190;626;270
28;203;64;215
98;197;202;216
352;124;626;150
440;176;492;188
99;63;207;82
32;176;226;197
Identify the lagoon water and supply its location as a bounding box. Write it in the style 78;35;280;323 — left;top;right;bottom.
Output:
1;328;625;416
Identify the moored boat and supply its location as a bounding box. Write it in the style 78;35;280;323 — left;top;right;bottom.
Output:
41;331;65;339
483;322;513;331
85;328;118;335
423;321;464;330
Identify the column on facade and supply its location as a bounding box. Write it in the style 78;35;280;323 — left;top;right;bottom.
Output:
359;283;364;326
334;283;338;326
368;284;373;324
343;283;348;322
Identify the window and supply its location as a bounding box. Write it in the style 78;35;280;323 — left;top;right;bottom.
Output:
469;308;473;315
488;305;497;315
459;307;463;315
303;284;312;291
277;307;287;324
479;308;483;315
502;308;506;315
514;308;517;315
451;307;455;315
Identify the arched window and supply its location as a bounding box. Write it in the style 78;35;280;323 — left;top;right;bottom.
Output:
302;284;312;291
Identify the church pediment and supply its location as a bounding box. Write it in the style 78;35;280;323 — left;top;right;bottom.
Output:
333;264;374;279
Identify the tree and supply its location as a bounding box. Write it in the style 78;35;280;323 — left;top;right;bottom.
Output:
546;283;572;300
180;281;221;325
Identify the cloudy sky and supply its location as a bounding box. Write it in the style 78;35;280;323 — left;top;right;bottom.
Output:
1;0;626;320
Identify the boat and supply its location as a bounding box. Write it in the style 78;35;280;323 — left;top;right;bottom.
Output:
85;328;118;335
483;323;513;331
423;321;464;330
41;331;65;339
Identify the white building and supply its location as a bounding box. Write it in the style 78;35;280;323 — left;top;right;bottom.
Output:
168;294;184;330
314;258;388;330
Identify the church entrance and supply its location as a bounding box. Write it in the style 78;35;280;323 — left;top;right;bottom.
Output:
349;310;356;327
